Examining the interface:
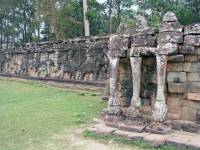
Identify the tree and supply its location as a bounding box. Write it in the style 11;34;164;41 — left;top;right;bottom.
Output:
83;0;90;36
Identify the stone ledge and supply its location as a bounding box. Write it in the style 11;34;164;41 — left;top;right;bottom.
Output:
90;122;200;149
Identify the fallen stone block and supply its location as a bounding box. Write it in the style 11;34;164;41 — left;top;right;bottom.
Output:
118;122;147;133
144;134;168;147
166;133;191;149
95;123;116;135
181;121;200;133
145;122;172;134
127;132;149;140
187;139;200;150
113;130;130;137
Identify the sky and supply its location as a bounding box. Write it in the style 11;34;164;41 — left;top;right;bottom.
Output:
97;0;106;3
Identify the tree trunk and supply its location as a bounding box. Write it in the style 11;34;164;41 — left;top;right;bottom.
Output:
117;0;121;25
37;27;40;42
83;0;90;36
108;0;112;33
0;23;2;49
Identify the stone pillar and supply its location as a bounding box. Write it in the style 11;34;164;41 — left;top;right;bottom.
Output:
152;11;183;122
107;55;121;115
153;54;168;122
130;56;142;107
102;79;110;101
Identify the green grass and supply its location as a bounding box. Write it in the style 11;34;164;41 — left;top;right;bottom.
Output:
83;131;184;150
0;79;106;150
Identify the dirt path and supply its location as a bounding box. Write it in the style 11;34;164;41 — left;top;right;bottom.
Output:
43;128;143;150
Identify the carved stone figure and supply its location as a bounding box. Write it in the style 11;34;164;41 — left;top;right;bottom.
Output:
60;50;77;79
0;53;6;72
105;23;129;118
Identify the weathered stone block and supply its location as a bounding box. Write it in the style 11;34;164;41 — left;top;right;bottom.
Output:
167;113;181;120
184;35;200;46
187;73;200;81
167;107;182;121
162;11;178;22
183;62;200;72
184;93;200;101
144;134;168;147
183;100;200;110
167;63;183;72
195;47;200;55
157;43;178;54
168;107;182;115
167;72;186;83
167;94;183;107
184;23;200;35
118;122;146;133
168;55;184;63
158;32;183;44
197;111;200;123
179;46;196;54
131;35;156;47
139;106;152;116
120;96;130;107
181;107;197;121
186;82;200;93
160;22;183;32
130;47;156;56
184;55;198;62
168;83;186;93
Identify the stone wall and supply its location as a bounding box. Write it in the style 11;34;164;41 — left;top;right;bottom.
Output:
118;47;200;122
1;12;200;127
0;36;109;84
104;12;200;134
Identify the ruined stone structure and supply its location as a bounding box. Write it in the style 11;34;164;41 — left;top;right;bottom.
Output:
0;37;109;86
104;12;200;134
1;11;200;134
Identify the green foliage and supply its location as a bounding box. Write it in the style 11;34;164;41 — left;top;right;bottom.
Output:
137;0;200;26
1;0;200;46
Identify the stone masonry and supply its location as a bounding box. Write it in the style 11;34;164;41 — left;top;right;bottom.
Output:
104;12;200;134
0;36;109;84
0;11;200;134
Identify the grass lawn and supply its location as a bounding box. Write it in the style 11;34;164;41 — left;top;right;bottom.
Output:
0;79;105;150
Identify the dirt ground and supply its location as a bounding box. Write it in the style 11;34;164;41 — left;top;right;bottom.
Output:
43;128;142;150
